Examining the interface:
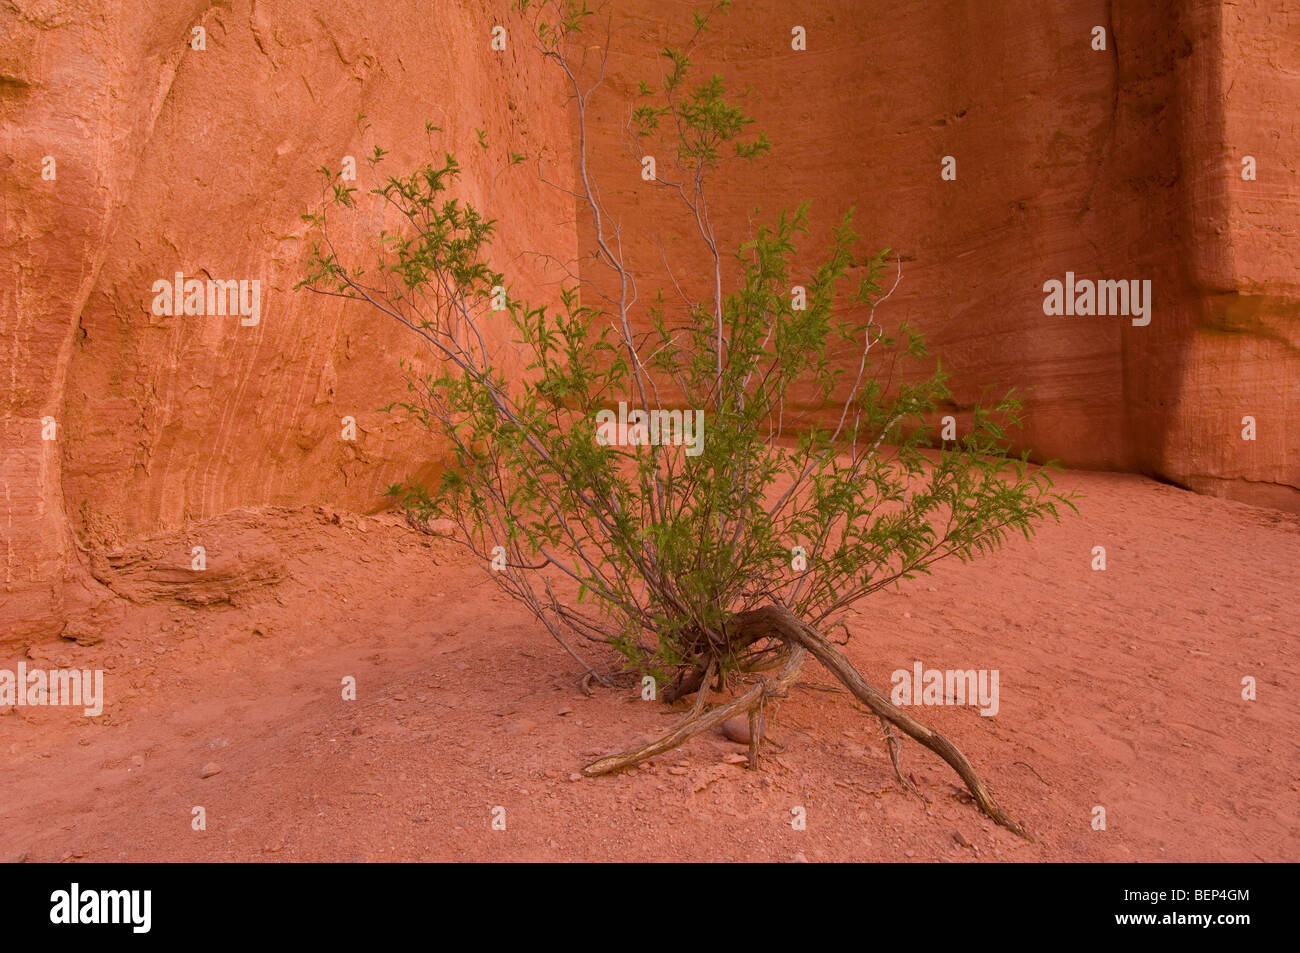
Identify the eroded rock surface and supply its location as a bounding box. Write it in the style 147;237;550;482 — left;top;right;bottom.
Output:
2;0;1296;644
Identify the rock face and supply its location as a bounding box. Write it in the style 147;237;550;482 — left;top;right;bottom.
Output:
575;0;1297;509
2;0;1296;644
2;0;575;642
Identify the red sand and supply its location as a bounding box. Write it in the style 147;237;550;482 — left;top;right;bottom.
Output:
1;469;1296;862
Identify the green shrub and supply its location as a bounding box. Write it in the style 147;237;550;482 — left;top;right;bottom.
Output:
300;0;1073;837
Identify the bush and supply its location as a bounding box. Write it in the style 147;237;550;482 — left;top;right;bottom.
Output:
300;0;1074;837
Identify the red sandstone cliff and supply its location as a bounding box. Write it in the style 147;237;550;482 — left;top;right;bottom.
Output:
2;0;1296;644
575;0;1297;506
2;0;575;641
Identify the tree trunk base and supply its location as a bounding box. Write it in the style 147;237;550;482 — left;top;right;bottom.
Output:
581;604;1032;841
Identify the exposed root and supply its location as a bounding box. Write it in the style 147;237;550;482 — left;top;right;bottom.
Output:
880;717;926;802
662;662;709;705
582;648;805;777
730;605;1032;840
686;659;717;719
581;604;1031;840
1014;760;1049;786
747;704;764;770
582;683;762;777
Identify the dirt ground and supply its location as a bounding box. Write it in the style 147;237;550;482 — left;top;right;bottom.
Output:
1;468;1296;862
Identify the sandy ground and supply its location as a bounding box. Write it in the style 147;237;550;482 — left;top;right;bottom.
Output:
1;469;1297;862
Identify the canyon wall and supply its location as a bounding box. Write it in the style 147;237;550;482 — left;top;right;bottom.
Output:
2;0;1296;643
1;0;575;642
576;0;1297;506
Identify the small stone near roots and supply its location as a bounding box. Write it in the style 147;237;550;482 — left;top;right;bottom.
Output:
721;714;763;745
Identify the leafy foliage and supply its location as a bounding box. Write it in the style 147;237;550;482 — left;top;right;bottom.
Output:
299;0;1074;686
